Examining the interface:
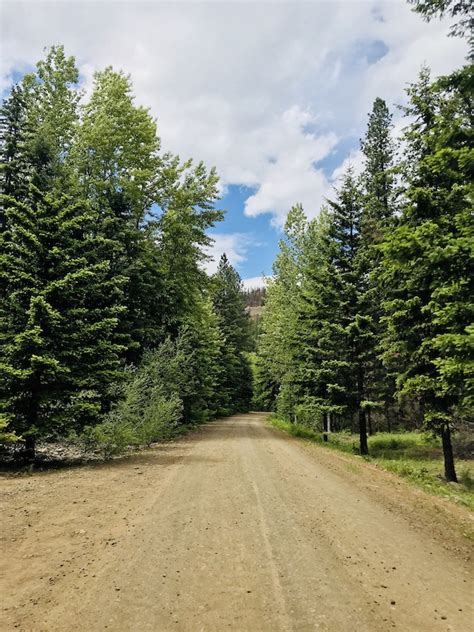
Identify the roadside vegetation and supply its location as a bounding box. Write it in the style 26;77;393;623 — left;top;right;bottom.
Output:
0;49;251;463
254;2;472;486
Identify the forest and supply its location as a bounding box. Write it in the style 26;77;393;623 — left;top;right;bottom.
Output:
253;61;472;483
0;49;253;459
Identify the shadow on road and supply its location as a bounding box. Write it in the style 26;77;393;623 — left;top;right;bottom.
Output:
0;413;272;476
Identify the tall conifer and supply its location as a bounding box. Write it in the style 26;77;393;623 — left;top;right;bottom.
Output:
212;254;252;414
0;186;126;456
381;66;473;481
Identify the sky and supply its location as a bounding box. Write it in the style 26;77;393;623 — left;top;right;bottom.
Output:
1;1;468;288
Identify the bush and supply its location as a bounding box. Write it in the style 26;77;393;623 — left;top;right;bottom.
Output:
459;468;474;491
275;381;299;422
81;345;183;456
136;390;182;446
81;418;138;458
294;400;322;430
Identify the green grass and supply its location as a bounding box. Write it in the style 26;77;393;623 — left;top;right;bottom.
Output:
270;417;474;511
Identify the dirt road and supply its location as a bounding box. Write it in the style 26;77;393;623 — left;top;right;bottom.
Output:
1;413;473;631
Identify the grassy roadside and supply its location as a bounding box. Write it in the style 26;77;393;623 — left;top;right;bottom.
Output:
270;417;474;512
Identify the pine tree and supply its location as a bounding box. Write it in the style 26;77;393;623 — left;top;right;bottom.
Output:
326;169;370;453
0;85;30;228
212;254;252;414
360;98;396;231
359;98;397;433
0;186;126;457
1;45;80;226
381;65;473;481
257;205;306;421
292;208;345;434
175;298;224;423
0;45;239;459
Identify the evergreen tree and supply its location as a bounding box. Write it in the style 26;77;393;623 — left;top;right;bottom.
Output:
292;208;345;435
360;98;396;230
359;98;397;433
212;254;252;414
381;65;473;481
0;49;130;457
174;297;224;423
0;85;30;227
0;45;242;459
1;45;80;227
326;169;370;453
257;205;306;420
0;186;126;457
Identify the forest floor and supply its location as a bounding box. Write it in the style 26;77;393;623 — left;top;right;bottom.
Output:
1;412;473;632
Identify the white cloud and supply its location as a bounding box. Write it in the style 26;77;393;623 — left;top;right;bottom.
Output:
203;232;255;275
1;1;468;226
243;106;338;226
242;276;270;290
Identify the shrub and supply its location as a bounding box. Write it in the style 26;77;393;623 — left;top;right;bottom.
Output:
81;418;138;458
80;344;184;456
136;390;182;446
452;431;474;460
294;401;322;430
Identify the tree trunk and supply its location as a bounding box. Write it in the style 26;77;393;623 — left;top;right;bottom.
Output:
24;380;40;463
357;366;369;455
359;408;369;455
24;436;36;462
441;425;457;483
367;409;373;436
323;413;328;442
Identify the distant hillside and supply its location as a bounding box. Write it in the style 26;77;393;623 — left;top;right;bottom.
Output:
243;287;266;308
243;288;266;347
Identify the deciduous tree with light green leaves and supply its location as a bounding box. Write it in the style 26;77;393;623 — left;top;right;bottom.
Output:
0;46;232;459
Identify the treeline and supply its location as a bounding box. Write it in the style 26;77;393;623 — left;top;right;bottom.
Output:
244;288;266;351
255;56;472;478
243;288;266;308
0;47;251;458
